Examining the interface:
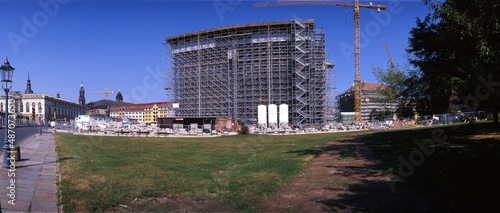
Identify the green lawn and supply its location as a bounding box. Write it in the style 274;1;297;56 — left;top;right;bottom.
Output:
362;122;500;211
56;132;361;212
56;123;500;212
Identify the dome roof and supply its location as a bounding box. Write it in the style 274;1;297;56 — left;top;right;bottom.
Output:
115;90;123;102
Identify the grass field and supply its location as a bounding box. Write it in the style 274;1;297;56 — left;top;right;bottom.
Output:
56;131;361;212
56;123;500;212
362;122;500;211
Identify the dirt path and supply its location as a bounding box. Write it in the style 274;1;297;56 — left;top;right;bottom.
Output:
112;136;422;212
260;136;420;212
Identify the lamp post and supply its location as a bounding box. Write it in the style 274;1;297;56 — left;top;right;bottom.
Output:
38;106;42;135
1;58;14;168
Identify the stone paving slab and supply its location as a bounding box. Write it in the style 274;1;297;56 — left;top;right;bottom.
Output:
0;199;31;212
0;131;59;212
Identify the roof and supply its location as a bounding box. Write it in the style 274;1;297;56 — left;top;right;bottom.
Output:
339;82;388;95
109;102;172;112
360;82;388;90
166;19;316;42
86;99;132;109
20;93;84;107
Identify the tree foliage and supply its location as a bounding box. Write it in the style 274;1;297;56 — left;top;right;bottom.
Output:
371;65;415;118
406;0;500;123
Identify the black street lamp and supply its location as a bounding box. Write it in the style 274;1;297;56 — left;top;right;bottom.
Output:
1;58;14;168
38;106;42;135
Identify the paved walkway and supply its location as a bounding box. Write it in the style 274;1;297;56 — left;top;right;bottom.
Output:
0;130;59;212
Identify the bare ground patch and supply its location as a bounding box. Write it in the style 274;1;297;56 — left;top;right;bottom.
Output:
110;196;238;212
260;136;426;212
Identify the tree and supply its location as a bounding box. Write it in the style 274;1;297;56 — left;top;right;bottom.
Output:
372;64;416;118
372;65;406;101
407;0;500;124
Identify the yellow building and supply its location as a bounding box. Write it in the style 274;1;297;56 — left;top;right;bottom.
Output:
143;103;169;124
110;102;171;124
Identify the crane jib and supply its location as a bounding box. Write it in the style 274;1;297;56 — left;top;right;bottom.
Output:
254;1;386;11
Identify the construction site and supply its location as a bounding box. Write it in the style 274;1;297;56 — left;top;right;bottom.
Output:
166;19;334;129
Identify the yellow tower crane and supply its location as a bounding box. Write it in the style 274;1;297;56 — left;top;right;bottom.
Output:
382;39;394;75
89;89;114;100
254;0;386;121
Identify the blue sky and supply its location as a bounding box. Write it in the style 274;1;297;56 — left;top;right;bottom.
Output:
0;0;430;104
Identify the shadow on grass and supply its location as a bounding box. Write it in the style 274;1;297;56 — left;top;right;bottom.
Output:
286;148;322;157
57;157;74;161
318;122;500;212
319;180;427;212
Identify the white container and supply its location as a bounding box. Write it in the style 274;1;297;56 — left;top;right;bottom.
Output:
279;104;289;126
268;104;278;126
257;105;267;127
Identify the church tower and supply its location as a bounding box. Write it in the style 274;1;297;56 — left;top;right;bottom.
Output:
79;82;86;105
116;90;123;102
25;71;33;94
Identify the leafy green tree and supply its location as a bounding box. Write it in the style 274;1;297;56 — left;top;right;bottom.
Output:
372;64;417;118
372;65;406;101
407;0;500;123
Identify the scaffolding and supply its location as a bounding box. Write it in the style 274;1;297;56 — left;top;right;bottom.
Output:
165;19;332;129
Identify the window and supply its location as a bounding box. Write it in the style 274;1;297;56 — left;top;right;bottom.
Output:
26;102;30;112
38;102;42;113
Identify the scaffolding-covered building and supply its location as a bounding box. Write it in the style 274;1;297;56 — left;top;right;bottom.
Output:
165;19;334;129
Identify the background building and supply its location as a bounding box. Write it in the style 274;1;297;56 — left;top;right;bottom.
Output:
143;103;170;124
85;90;130;117
0;74;86;125
166;19;334;129
0;92;86;124
109;102;172;124
337;82;398;121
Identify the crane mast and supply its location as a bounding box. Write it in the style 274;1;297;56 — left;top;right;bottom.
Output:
353;0;362;122
254;0;386;121
382;39;395;75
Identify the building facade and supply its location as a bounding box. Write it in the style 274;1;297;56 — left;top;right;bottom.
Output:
337;82;398;121
166;19;333;129
109;102;171;124
143;103;169;124
0;73;86;125
0;92;86;124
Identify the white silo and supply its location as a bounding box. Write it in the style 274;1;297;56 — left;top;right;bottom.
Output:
257;105;267;128
268;104;278;128
279;104;289;127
